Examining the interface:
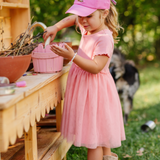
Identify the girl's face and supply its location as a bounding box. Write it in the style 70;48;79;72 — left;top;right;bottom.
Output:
78;10;108;35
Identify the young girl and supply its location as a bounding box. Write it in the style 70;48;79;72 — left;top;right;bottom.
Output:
43;0;125;159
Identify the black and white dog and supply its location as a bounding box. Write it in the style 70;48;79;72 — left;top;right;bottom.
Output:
110;48;140;124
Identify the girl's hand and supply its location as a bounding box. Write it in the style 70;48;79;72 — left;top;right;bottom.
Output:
43;15;77;45
50;43;75;60
43;25;58;44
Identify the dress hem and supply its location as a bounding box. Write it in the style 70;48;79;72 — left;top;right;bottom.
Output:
61;134;126;149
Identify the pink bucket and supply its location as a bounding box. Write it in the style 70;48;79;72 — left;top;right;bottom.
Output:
31;43;64;73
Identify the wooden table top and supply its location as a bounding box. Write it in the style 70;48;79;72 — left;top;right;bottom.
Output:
0;63;71;110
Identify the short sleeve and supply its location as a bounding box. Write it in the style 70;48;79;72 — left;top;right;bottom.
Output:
93;35;114;58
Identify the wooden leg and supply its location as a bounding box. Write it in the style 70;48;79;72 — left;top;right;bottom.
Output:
56;100;63;132
62;154;67;160
24;123;38;160
0;153;1;160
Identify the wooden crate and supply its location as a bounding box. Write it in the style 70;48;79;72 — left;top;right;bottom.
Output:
0;0;30;50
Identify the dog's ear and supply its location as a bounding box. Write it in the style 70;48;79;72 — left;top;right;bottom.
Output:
110;53;125;79
125;60;136;67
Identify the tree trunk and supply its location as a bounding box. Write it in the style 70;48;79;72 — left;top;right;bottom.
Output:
155;38;160;60
155;16;160;60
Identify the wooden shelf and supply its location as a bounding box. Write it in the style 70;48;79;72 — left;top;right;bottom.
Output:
1;2;29;8
1;128;72;160
0;0;30;50
37;114;57;127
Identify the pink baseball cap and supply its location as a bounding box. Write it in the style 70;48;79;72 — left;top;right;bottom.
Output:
66;0;115;17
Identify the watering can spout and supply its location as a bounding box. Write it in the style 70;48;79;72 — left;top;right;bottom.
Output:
30;22;51;47
30;22;47;31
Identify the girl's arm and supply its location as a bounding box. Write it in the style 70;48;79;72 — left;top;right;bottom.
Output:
51;44;109;74
73;54;109;74
43;15;77;43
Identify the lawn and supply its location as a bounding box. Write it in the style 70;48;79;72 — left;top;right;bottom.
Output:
67;61;160;160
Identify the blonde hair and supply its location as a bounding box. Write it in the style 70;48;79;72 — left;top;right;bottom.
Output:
99;3;123;43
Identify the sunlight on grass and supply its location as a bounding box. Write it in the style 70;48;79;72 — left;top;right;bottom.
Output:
134;84;160;110
134;64;160;111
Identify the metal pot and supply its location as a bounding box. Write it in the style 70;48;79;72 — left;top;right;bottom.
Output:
141;120;156;132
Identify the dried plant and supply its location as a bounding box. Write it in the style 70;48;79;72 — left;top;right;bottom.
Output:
0;22;44;57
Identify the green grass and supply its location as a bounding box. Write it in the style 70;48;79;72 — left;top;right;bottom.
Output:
67;62;160;160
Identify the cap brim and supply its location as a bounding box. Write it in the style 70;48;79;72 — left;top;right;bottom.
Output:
65;4;96;17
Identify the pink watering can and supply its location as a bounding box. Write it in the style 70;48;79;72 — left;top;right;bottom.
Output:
31;22;64;73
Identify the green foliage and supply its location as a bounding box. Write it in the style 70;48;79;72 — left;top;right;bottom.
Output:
116;0;160;62
30;0;71;25
67;62;160;160
29;0;160;63
30;0;74;40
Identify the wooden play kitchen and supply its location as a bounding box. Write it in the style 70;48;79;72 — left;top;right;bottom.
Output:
0;64;72;160
0;0;72;160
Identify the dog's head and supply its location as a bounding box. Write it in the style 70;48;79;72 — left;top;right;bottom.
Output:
110;48;125;80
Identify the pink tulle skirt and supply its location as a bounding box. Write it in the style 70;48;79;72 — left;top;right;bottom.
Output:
61;63;126;149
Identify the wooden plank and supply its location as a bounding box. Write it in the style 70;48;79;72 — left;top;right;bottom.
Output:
1;129;71;160
37;129;61;160
37;115;57;127
7;146;25;160
37;119;56;127
56;101;63;132
44;114;56;119
38;78;62;116
0;8;11;50
42;136;72;160
0;2;30;49
23;63;71;97
23;0;29;5
0;88;25;110
1;2;29;8
0;105;17;152
0;63;71;110
1;140;24;160
62;155;67;160
1;128;61;160
24;123;38;160
0;16;11;38
10;8;30;44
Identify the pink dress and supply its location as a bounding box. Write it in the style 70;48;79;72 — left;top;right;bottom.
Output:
61;26;126;149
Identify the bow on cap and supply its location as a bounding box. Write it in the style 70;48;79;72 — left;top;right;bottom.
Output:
111;0;117;5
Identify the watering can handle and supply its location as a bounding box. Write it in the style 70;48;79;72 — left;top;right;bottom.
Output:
45;36;51;47
30;22;51;47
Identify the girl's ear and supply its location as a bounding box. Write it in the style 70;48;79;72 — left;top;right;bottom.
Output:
103;9;109;19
